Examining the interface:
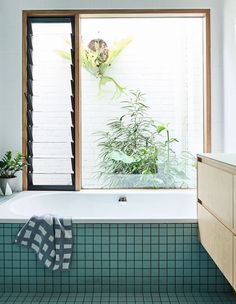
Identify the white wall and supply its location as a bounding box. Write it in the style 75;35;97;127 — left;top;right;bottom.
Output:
223;0;236;152
0;0;225;187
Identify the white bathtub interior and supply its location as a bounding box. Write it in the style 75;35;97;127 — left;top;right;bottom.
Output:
0;190;197;223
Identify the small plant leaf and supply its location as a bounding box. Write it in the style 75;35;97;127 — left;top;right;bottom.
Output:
156;125;166;133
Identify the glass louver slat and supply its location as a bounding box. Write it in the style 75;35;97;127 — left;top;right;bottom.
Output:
32;174;73;186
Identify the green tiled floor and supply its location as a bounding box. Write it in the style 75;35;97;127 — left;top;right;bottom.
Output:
0;293;235;303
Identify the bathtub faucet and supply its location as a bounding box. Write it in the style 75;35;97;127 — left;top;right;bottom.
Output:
118;196;127;205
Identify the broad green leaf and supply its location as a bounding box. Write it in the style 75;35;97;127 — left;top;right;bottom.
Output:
109;151;136;164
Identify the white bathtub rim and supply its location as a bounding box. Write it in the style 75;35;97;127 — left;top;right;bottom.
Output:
0;190;197;224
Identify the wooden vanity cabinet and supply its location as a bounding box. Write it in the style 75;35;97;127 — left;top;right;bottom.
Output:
197;155;236;289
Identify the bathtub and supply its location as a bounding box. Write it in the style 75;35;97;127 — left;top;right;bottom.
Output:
0;190;196;223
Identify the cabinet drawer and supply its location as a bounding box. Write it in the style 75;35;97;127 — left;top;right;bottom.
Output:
234;236;236;289
198;162;233;228
234;177;236;230
198;204;233;285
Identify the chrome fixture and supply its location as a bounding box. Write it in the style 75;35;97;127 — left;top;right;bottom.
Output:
118;196;127;203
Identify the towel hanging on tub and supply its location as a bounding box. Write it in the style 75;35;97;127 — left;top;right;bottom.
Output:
15;214;73;271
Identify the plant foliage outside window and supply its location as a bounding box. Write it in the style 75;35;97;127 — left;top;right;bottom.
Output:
96;91;195;188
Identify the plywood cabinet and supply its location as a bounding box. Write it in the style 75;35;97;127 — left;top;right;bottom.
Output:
198;204;233;285
234;176;236;230
198;155;236;290
198;162;233;228
234;237;236;290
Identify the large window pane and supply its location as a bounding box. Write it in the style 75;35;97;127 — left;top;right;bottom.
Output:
81;17;204;189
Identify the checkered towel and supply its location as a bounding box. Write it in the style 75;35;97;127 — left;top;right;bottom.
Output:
15;215;73;271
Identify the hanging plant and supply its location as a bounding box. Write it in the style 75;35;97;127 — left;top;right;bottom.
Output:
57;37;132;98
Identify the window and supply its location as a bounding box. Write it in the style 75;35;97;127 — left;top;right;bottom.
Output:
25;17;75;190
23;10;211;190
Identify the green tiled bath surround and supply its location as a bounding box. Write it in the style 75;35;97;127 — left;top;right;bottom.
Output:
0;223;233;293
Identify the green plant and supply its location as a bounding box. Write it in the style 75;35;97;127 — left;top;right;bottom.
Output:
96;91;195;188
155;124;196;188
57;37;132;98
0;151;27;178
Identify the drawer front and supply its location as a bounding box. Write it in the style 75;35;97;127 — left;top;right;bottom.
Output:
234;177;236;230
198;162;233;228
234;236;236;289
198;204;233;285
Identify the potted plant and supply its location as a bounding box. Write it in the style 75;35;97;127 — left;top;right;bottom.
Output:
0;151;27;195
96;91;195;188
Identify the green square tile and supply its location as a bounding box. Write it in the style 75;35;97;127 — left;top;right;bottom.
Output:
110;236;118;243
118;236;126;243
127;244;134;252
176;260;184;268
151;236;158;243
110;268;117;276
118;227;126;235
102;261;109;268
118;252;126;260
85;244;93;251
167;260;175;268
126;227;134;235
118;244;126;251
101;268;109;276
167;252;175;260
109;252;117;261
118;261;126;268
101;252;109;260
159;244;167;252
143;261;150;269
101;236;109;244
159;236;167;244
143;243;151;254
127;236;134;243
94;268;101;276
134;244;142;252
85;268;93;276
110;260;118;268
159;260;167;269
135;253;143;260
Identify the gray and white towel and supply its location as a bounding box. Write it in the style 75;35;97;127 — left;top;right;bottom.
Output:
15;214;73;271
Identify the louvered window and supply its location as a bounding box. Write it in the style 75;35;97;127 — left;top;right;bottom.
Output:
26;17;75;190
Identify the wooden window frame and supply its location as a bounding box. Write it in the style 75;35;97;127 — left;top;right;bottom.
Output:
22;9;211;191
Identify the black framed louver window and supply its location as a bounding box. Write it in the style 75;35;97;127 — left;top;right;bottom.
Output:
26;17;75;190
